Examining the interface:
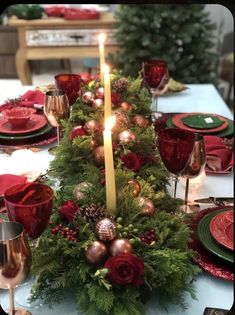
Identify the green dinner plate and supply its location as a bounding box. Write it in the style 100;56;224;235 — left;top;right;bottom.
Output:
182;114;224;129
197;209;234;263
166;117;234;138
0;124;53;141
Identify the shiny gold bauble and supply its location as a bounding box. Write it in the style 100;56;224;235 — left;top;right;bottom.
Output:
138;197;156;216
112;111;130;132
118;130;136;143
85;241;108;265
128;179;141;197
133;115;149;128
92;98;104;110
110;238;133;256
96;218;117;241
120;101;133;112
73;182;92;201
94;146;104;164
85;120;102;134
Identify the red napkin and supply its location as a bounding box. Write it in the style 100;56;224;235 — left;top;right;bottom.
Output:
0;174;27;196
19;90;45;107
204;135;234;173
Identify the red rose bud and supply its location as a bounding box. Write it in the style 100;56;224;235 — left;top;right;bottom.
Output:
70;126;87;141
59;200;79;222
104;253;144;287
120;152;142;172
111;92;121;105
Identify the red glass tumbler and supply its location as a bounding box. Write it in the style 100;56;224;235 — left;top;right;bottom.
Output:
55;73;83;105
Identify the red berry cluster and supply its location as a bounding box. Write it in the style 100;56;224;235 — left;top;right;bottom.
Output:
52;224;78;242
140;229;156;245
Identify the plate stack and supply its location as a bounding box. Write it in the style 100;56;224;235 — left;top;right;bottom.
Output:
166;113;234;138
0;108;56;148
191;207;234;281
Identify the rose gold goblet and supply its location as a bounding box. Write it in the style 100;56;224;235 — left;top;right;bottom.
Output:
0;221;32;315
44;89;70;145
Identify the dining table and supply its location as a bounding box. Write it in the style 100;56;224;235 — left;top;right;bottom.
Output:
0;79;234;315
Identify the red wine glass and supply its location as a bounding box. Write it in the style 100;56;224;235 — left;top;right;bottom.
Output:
157;128;196;199
143;60;169;121
4;182;54;310
55;74;84;106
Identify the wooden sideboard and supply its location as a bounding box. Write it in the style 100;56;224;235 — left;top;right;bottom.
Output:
8;13;119;85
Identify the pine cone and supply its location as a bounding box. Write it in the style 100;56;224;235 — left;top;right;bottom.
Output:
112;78;128;93
79;204;105;223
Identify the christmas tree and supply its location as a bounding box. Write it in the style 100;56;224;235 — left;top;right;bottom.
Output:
110;4;218;84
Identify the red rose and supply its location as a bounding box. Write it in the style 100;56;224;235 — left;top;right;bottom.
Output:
111;92;121;105
121;152;142;172
59;200;78;221
104;253;144;287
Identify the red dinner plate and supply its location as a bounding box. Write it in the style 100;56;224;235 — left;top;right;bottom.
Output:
0;114;47;135
209;210;234;251
172;113;228;134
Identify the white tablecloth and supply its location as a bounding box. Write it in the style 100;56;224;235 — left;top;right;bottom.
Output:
0;80;233;314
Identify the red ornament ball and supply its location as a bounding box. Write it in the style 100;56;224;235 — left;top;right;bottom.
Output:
70;126;87;141
95;87;105;99
85;241;108;265
110;238;133;256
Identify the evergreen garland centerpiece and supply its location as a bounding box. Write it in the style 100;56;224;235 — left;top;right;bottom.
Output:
30;70;200;315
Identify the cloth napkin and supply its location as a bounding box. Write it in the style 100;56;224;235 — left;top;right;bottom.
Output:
0;90;45;112
0;174;27;196
204;135;234;173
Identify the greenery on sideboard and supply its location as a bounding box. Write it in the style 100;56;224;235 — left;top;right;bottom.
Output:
110;4;218;84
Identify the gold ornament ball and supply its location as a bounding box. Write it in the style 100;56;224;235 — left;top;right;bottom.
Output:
133;115;149;128
73;182;92;201
118;130;136;143
138;197;156;216
120;101;133;112
85;241;108;265
94;146;104;164
110;238;133;256
96;218;117;241
128;179;141;197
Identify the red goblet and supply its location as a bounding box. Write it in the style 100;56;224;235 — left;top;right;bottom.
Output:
157;128;196;199
143;60;169;121
55;73;83;105
4;182;54;240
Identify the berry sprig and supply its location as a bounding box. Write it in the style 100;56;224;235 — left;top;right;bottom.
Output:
140;229;156;245
116;217;140;245
52;224;79;242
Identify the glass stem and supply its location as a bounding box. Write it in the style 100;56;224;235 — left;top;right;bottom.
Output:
57;126;60;146
152;94;158;112
173;175;178;199
9;287;14;315
184;178;190;211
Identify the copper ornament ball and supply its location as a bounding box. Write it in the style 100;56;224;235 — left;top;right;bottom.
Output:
92;98;104;110
85;120;102;134
96;218;117;241
94;146;105;164
128;179;141;197
95;87;105;99
110;238;133;256
138;197;156;216
89;138;98;151
82;91;94;104
118;130;136;143
133;115;149;128
120;101;133;112
112;111;130;132
85;241;108;265
73;182;92;201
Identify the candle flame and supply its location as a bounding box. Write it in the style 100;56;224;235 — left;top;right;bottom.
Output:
98;33;106;44
105;116;116;130
103;64;109;75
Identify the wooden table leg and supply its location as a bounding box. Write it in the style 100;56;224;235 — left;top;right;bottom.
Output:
16;49;32;85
